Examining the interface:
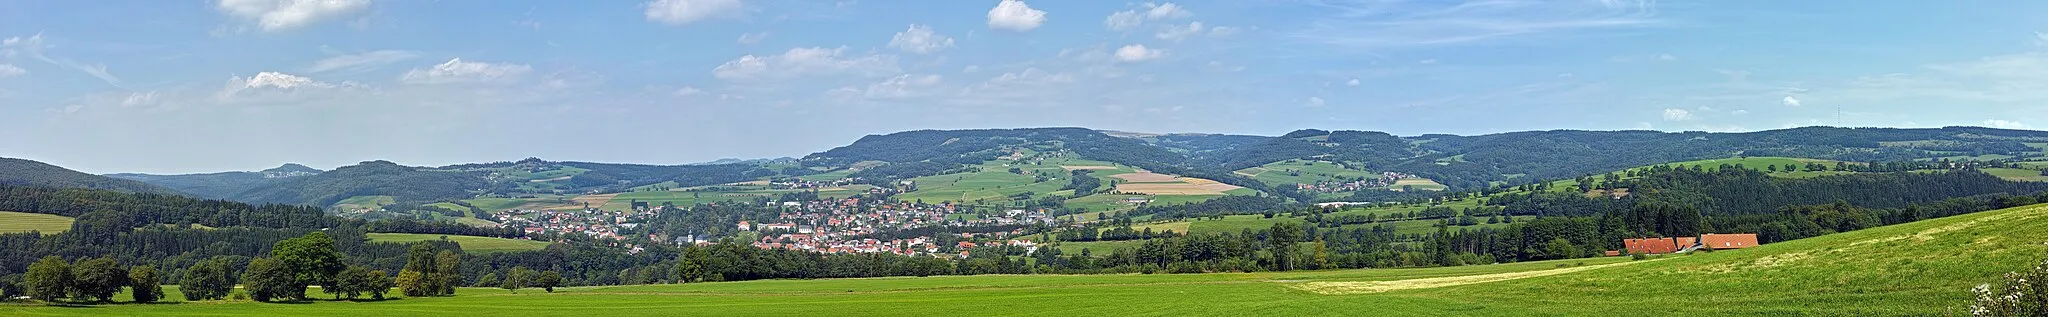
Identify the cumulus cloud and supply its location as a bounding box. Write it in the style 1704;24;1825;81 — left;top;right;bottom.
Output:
0;64;24;77
1106;2;1192;31
1155;21;1206;41
307;50;419;73
1658;53;1677;61
1306;97;1326;107
712;47;898;80
1732;109;1750;115
1346;79;1360;86
215;0;372;31
1114;44;1162;62
987;0;1047;32
888;24;955;54
217;71;360;100
1983;119;2031;129
400;58;533;84
1662;108;1692;121
121;91;160;107
833;74;943;100
1782;95;1802;107
644;0;743;25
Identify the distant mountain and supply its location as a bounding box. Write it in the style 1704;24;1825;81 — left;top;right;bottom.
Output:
261;163;322;178
803;126;2048;196
689;157;798;166
0;157;183;195
108;163;323;200
232;160;490;206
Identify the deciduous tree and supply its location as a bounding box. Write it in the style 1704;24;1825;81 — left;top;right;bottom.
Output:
128;265;162;303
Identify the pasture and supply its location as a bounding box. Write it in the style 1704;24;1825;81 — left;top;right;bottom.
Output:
12;203;2048;315
1236;159;1377;186
1983;168;2048;182
0;211;73;235
365;233;552;253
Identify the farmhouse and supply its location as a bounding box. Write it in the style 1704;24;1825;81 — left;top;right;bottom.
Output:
1618;233;1761;255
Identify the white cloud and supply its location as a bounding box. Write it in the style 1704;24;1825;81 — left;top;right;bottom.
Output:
737;32;769;44
218;71;360;100
401;58;533;84
712;47;898;80
1106;2;1192;32
1346;79;1360;86
0;64;24;77
1781;95;1802;107
672;86;703;96
987;0;1047;32
1292;0;1658;50
1155;21;1206;41
1732;109;1750;115
1114;44;1162;63
307;50;419;73
120;91;159;107
1419;59;1438;64
644;0;743;25
888;24;955;54
1658;53;1677;61
1662;108;1692;121
1306;97;1326;107
1208;26;1239;37
962;65;981;73
215;0;372;31
4;34;124;88
1983;119;2031;129
834;74;943;100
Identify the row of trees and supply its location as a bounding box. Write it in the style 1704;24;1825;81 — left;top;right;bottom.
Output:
18;256;161;303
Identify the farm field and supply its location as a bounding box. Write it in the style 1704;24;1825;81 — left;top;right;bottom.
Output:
331;195;395;211
15;201;2048;315
893;157;1134;204
1234;159;1376;186
0;211;72;235
1389;178;1447;191
1983;167;2048;182
598;184;873;210
365;233;551;253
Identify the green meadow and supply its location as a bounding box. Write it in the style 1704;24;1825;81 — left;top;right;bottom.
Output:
0;211;73;235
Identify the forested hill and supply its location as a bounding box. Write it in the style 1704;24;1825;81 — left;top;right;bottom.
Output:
231;160;489;206
802;126;2048;193
105;164;320;200
0;157;183;195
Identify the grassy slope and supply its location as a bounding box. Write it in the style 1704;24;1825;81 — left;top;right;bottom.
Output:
1984;168;2048;182
1237;159;1376;186
365;233;550;253
0;211;73;235
11;203;2048;315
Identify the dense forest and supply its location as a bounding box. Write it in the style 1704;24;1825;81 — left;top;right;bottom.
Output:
0;158;182;195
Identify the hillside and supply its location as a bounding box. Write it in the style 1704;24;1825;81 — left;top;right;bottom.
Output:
20;203;2047;316
0;157;183;195
232;160;490;206
105;163;319;200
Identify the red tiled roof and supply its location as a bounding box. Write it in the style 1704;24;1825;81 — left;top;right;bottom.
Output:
1700;234;1759;250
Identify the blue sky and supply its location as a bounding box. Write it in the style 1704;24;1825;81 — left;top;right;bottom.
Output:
2;0;2045;174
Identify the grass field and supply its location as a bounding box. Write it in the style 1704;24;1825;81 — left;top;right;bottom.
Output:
0;211;73;235
13;203;2048;315
1390;178;1447;191
332;195;396;211
894;157;1135;204
1236;159;1376;186
1984;167;2048;182
365;233;551;253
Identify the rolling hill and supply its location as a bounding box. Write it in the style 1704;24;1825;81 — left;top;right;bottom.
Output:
105;163;321;200
0;157;183;195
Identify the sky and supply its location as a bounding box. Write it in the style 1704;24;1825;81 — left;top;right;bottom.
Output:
2;0;2046;174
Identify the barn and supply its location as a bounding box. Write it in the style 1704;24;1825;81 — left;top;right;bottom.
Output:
1617;233;1761;255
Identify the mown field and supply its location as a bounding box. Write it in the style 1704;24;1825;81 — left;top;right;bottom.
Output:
0;211;73;235
10;203;2048;315
1984;167;2048;182
365;233;551;253
1235;159;1376;186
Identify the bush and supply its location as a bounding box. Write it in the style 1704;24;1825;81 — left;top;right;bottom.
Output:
1969;254;2048;316
1631;253;1649;261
